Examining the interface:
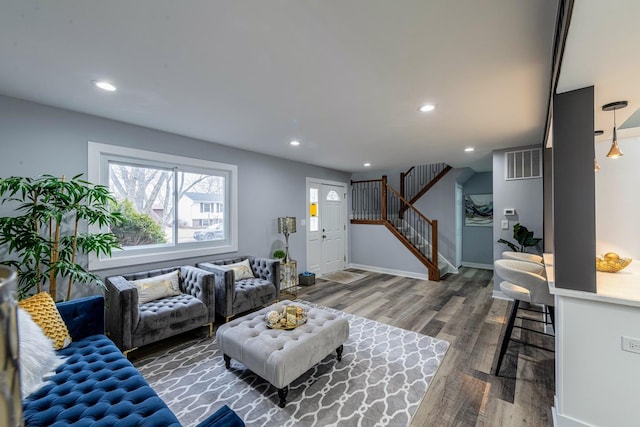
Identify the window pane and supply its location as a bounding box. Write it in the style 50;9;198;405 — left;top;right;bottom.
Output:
326;190;340;201
507;153;515;179
179;172;226;244
523;150;532;177
108;162;174;248
515;152;523;178
310;188;318;203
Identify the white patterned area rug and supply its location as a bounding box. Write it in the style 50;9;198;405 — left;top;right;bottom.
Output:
134;302;449;427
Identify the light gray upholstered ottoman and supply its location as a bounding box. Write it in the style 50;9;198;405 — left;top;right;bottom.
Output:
216;300;349;407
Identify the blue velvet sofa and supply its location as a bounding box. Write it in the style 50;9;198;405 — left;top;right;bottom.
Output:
22;295;243;427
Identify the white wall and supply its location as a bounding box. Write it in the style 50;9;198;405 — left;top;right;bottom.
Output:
350;224;429;277
349;167;473;276
413;168;474;264
552;134;640;427
556;295;640;427
595;135;640;259
0;95;350;297
492;146;543;291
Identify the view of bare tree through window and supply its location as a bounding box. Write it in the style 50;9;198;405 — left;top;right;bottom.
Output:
108;162;226;248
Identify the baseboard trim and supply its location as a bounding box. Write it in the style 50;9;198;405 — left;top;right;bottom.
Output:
551;407;595;427
461;262;493;270
552;401;594;427
348;263;428;280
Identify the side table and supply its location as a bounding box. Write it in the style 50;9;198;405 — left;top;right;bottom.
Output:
280;260;298;299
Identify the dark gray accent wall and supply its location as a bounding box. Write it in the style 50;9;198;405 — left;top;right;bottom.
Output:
543;147;554;252
462;172;493;266
552;86;596;292
0;95;350;296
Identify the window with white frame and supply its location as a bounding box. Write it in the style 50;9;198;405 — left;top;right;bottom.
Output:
88;142;238;269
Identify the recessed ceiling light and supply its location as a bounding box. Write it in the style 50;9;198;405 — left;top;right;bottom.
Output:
418;104;435;112
364;163;371;167
464;147;475;152
290;140;301;146
93;80;116;92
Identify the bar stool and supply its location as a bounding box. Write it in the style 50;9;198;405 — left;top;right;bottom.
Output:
493;259;554;375
501;251;543;264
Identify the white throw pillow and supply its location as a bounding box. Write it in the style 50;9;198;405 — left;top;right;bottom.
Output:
226;259;255;280
17;308;65;399
130;270;181;304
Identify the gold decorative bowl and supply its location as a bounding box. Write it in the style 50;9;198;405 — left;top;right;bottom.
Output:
596;253;632;273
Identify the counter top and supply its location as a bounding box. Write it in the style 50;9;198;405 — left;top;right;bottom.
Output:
544;253;640;308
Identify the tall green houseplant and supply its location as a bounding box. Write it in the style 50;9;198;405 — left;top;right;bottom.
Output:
0;174;123;300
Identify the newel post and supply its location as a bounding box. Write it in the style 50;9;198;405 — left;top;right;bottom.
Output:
381;175;387;221
431;219;438;265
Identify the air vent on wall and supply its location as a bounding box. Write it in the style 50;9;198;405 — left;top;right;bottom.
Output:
505;148;542;180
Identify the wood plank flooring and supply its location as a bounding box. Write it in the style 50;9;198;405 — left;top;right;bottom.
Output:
297;267;555;427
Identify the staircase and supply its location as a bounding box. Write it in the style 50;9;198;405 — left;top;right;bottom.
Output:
351;164;452;281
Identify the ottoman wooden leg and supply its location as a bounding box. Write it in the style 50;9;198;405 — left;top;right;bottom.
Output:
223;354;231;369
277;386;288;408
336;345;344;361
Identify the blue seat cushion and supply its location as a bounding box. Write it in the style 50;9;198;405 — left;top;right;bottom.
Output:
195;405;245;427
23;334;181;427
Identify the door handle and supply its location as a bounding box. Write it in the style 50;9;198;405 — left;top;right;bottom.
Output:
322;234;326;239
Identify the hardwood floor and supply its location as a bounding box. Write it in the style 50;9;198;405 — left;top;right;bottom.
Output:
297;267;555;427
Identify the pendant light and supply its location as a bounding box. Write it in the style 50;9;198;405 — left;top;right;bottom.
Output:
602;101;628;159
594;130;603;172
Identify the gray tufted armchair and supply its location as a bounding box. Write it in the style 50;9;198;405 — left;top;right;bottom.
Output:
105;265;215;355
196;256;280;322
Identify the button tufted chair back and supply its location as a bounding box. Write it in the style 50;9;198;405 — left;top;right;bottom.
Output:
105;265;215;352
197;256;280;321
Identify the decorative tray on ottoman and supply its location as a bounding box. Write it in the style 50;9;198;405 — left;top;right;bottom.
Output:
265;304;307;330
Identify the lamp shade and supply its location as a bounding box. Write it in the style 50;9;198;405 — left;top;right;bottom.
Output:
277;217;296;234
606;128;624;158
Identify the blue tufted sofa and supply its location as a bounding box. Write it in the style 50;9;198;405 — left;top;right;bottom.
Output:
196;256;280;322
22;295;244;427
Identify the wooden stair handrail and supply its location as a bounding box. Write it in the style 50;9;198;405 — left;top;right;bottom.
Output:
387;183;439;276
400;165;452;216
351;178;383;184
384;221;440;281
349;176;441;281
386;185;434;226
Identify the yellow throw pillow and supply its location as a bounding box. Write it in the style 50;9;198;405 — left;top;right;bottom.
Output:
130;270;182;304
18;292;72;350
226;259;255;280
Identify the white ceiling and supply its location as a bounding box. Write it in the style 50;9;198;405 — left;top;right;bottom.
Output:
0;1;559;173
557;0;640;142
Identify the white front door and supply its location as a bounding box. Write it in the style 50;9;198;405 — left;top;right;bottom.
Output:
321;184;346;275
305;178;347;276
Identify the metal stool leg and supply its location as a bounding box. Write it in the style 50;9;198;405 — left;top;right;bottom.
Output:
495;300;520;376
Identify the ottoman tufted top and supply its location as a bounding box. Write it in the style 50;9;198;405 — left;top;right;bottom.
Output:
217;300;349;389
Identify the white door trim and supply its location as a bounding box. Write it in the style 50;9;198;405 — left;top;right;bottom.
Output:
305;177;349;273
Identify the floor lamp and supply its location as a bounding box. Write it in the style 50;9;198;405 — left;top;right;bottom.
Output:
277;217;297;263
